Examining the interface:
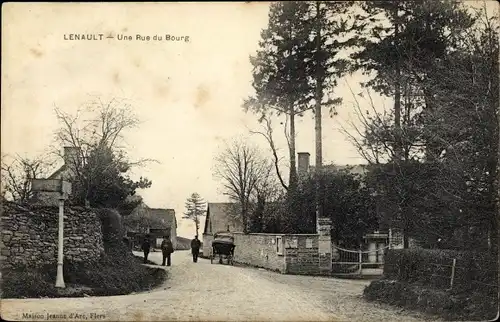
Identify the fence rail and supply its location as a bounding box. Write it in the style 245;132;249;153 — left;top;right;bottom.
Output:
332;245;389;276
384;256;499;293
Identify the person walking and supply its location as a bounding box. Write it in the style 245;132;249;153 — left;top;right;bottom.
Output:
161;236;174;266
191;235;201;263
141;235;151;264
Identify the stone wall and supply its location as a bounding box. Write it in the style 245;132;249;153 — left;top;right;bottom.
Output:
233;233;286;273
203;232;321;275
0;202;104;269
282;234;319;275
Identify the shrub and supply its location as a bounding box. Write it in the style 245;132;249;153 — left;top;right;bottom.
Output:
1;269;58;298
95;208;125;247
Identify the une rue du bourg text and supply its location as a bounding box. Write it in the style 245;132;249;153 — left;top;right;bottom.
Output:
63;33;190;42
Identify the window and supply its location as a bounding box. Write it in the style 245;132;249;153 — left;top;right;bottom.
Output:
276;236;283;255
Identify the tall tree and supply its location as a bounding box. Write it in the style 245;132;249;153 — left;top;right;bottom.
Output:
351;0;474;162
309;1;353;227
246;1;352;233
425;6;499;251
244;1;315;192
183;193;207;237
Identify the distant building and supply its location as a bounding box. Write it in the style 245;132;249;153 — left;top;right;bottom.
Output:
296;152;418;249
127;202;178;249
297;151;369;179
32;146;81;206
202;202;244;257
47;146;81;181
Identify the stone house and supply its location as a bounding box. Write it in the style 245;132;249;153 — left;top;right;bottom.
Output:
297;152;368;179
296;151;417;251
32;146;81;207
202;202;244;257
47;146;82;181
126;202;177;250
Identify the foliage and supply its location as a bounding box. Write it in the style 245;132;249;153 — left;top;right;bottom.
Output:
344;1;499;250
289;169;377;241
351;0;473;96
94;208;125;249
183;192;206;236
72;145;152;209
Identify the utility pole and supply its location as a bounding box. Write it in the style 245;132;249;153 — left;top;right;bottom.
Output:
31;178;71;289
55;195;66;288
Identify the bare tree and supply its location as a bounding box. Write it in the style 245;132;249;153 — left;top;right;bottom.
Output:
52;97;155;207
213;138;275;233
249;114;289;191
1;153;55;202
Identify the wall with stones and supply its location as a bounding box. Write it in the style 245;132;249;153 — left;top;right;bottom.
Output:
233;233;286;273
0;202;104;269
283;234;319;275
231;233;320;275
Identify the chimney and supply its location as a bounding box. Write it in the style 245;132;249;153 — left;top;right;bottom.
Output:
297;152;310;177
63;146;81;167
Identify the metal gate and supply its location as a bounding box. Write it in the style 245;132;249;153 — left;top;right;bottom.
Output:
331;245;389;277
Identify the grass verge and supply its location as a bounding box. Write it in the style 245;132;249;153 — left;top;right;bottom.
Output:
364;279;498;321
1;253;168;299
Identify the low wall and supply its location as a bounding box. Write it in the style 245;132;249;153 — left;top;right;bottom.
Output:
203;232;321;275
0;202;104;269
283;234;319;275
233;233;286;273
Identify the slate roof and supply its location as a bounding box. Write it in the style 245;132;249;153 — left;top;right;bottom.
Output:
310;164;369;176
149;208;177;228
129;202;177;229
203;202;244;235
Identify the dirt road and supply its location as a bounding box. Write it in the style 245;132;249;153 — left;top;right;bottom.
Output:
1;251;437;321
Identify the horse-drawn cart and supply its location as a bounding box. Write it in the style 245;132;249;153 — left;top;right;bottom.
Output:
211;232;235;265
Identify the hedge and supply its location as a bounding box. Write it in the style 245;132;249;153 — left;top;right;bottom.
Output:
383;248;498;293
364;279;498;321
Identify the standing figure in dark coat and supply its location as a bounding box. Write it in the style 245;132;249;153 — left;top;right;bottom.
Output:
161;236;174;266
141;235;151;263
191;235;201;263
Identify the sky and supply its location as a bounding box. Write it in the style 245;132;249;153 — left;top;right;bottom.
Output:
2;1;496;238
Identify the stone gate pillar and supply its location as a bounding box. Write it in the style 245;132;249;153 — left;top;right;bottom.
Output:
317;217;332;273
